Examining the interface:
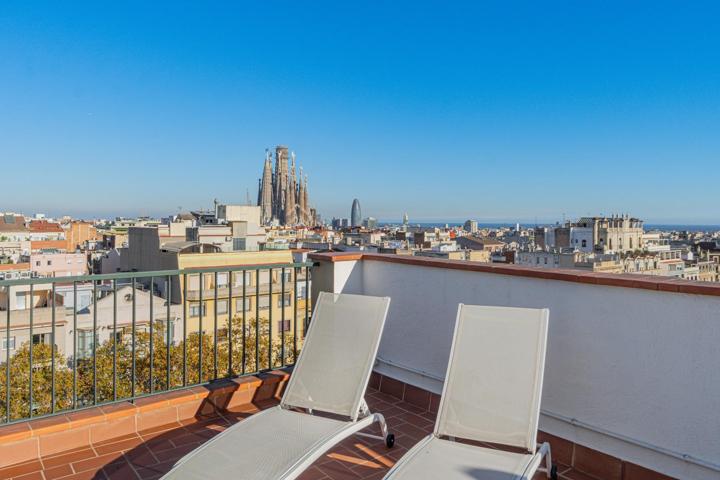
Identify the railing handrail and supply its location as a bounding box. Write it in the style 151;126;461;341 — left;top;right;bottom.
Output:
0;261;313;287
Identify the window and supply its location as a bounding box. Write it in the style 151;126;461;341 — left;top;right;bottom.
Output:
1;337;15;350
298;285;308;300
78;329;95;359
217;299;228;314
258;296;270;310
235;297;251;312
216;273;228;288
35;261;40;266
277;294;291;308
188;275;200;291
232;238;246;251
277;320;291;332
190;302;207;317
233;271;253;287
581;239;587;248
15;292;27;310
32;333;50;345
47;260;52;266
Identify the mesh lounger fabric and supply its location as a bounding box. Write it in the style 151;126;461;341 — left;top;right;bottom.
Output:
384;304;549;480
384;435;536;480
163;406;351;479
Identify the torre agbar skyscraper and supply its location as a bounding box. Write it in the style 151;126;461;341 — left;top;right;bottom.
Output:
257;146;317;226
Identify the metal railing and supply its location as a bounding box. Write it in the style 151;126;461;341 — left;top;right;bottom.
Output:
0;261;312;425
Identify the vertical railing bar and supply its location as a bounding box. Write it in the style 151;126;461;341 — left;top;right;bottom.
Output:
227;271;233;377
51;283;56;414
255;269;259;373
242;270;246;375
72;281;77;409
268;268;273;371
213;271;218;381
113;280;117;402
281;267;285;367
182;274;187;386
293;267;298;363
149;276;154;394
29;284;34;418
92;280;97;405
198;273;203;384
5;292;10;423
166;275;171;391
131;277;136;401
304;266;310;335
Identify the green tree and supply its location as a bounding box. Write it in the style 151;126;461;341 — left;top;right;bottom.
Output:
0;342;73;421
1;314;304;420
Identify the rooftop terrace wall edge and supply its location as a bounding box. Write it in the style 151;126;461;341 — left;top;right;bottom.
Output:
309;252;720;297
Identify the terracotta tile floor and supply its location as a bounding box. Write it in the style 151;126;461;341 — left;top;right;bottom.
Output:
0;388;582;480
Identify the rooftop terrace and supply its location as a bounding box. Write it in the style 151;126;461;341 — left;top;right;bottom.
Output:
1;253;718;480
0;375;659;480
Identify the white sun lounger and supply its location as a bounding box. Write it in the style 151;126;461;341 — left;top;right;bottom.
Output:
161;291;394;480
383;304;556;480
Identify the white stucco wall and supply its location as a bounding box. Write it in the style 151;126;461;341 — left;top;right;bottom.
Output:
313;257;720;479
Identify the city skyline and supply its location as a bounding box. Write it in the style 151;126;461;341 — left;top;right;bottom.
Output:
2;2;720;223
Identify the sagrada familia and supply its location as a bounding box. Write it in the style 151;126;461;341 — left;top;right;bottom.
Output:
257;146;317;226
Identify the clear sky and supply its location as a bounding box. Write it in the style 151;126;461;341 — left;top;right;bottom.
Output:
1;1;719;224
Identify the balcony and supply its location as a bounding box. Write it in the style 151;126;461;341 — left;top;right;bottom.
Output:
1;254;718;480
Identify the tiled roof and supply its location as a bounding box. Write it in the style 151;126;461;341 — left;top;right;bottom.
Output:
0;262;30;271
30;240;67;251
28;221;64;233
0;215;27;232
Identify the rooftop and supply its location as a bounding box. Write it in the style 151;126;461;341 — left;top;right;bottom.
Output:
28;221;64;233
0;254;716;480
0;215;28;232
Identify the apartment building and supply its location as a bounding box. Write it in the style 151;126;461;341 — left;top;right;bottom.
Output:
28;220;66;252
29;252;88;278
538;214;644;254
577;214;644;253
0;214;30;260
454;235;505;252
64;221;99;251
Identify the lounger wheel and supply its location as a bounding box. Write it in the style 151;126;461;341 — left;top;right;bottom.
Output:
385;433;395;448
550;464;558;480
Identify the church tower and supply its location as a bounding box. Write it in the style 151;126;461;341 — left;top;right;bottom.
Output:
285;152;298;225
273;146;289;223
258;150;274;225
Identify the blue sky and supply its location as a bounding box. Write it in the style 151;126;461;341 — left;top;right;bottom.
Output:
1;1;719;223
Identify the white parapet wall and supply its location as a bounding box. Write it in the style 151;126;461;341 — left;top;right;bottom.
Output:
311;254;720;480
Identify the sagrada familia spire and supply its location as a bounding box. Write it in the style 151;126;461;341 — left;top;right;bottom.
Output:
257;146;317;226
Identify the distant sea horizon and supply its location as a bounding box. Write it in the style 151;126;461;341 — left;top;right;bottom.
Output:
377;221;720;232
